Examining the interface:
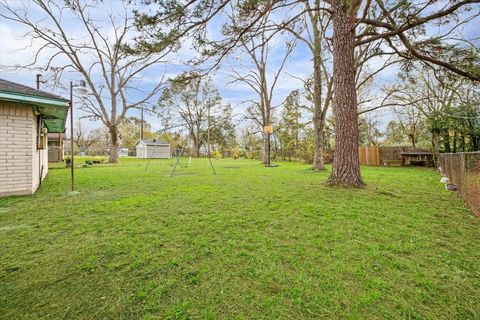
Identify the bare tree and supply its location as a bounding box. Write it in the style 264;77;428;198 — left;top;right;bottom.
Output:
73;120;98;154
359;113;383;146
228;12;295;165
393;106;426;149
278;1;333;170
0;0;170;162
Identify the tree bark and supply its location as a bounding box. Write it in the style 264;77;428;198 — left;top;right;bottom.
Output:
312;51;326;170
262;133;270;165
108;126;119;163
443;132;451;153
328;1;364;187
409;134;416;149
311;13;326;171
453;132;457;153
313;120;325;170
195;143;201;158
432;130;440;167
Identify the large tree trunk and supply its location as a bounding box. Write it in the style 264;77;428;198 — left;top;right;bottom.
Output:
328;1;364;187
108;126;119;163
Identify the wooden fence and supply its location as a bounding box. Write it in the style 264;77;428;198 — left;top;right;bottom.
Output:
359;146;434;166
359;146;380;166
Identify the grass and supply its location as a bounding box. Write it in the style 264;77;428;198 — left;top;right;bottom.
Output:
1;158;479;319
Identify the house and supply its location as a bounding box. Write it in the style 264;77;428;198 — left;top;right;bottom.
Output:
47;132;66;162
0;79;69;197
135;139;170;159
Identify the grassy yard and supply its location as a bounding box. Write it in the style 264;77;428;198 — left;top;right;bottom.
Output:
1;158;479;319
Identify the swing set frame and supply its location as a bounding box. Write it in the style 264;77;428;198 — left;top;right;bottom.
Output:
144;122;216;177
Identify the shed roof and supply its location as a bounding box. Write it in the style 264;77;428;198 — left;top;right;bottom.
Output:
0;79;69;133
136;139;169;146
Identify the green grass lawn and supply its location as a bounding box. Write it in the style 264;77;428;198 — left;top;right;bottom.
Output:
1;158;479;319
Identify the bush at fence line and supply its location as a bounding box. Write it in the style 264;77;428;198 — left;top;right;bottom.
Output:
297;139;314;164
211;150;222;159
231;147;240;160
244;150;260;160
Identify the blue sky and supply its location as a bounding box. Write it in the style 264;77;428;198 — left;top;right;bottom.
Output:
0;0;478;135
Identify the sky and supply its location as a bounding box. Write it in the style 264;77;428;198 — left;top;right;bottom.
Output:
0;0;478;137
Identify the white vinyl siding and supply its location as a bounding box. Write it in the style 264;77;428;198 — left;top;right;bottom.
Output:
136;141;170;159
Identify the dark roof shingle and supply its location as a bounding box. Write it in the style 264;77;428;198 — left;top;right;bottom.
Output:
0;78;67;101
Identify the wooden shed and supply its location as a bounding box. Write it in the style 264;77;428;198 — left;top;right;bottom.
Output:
135;139;170;159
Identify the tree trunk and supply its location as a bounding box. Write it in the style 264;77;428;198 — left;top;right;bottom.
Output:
328;1;364;187
471;134;478;151
262;133;270;165
312;17;326;171
108;126;119;163
410;134;416;149
432;130;440;167
195;142;201;158
443;132;451;153
453;132;457;153
313;121;325;170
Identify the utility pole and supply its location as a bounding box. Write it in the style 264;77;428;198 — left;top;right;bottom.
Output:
140;105;144;140
207;105;211;156
69;81;75;192
36;74;42;89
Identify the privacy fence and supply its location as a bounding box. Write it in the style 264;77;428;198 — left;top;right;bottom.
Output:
439;152;480;216
359;146;433;166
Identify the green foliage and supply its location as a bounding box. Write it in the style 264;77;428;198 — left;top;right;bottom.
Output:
119;117;156;150
277;90;304;160
297;128;315;164
394;68;480;152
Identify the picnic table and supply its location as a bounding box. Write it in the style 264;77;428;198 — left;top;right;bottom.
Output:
400;151;434;166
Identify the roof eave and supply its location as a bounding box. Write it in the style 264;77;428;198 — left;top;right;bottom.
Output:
0;90;69;107
0;91;69;133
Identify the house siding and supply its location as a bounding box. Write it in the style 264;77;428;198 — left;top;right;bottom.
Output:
0;101;48;197
136;142;170;159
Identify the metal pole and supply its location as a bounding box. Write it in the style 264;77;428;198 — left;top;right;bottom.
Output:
207;105;211;157
140;105;144;140
70;81;75;192
203;142;216;175
36;74;41;89
170;141;187;177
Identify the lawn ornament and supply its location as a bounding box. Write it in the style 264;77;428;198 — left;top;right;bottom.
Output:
440;177;450;184
445;184;458;191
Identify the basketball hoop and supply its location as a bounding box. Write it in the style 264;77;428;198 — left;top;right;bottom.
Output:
263;125;273;134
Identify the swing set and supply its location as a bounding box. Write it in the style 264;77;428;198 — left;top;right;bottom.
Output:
144;122;216;177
